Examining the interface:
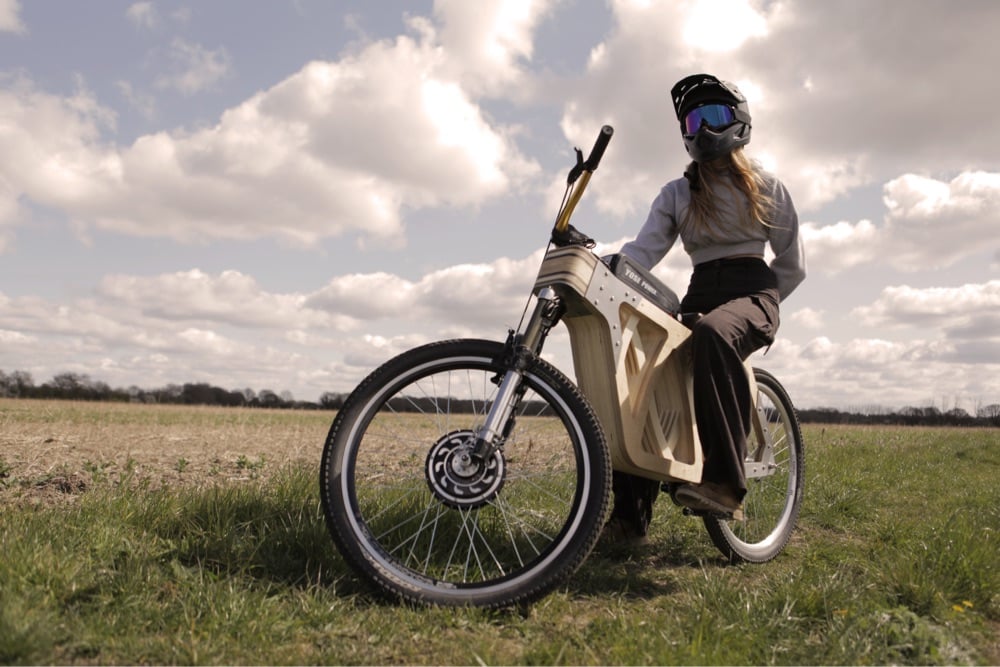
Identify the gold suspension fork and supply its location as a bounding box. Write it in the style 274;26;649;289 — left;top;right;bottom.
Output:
554;171;593;233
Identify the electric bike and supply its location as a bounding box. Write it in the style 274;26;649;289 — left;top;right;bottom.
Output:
319;126;804;608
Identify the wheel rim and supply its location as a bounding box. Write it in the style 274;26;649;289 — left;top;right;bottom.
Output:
720;380;800;555
339;356;593;593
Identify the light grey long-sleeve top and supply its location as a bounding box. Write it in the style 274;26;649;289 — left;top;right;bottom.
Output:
620;171;806;301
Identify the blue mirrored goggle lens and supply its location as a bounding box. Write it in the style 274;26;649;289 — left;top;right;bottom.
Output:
683;104;736;134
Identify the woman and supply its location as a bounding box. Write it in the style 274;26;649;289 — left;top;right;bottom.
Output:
607;73;806;543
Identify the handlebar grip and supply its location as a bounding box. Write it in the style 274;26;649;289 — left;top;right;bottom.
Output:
584;125;614;171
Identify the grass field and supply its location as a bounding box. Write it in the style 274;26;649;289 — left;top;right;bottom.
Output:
1;398;998;665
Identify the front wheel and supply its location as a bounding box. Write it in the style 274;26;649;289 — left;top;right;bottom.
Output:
704;368;804;563
320;339;611;608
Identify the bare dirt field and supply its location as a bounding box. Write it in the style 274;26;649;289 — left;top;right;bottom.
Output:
0;398;334;504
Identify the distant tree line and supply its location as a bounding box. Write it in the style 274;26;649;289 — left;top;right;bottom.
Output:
0;369;323;410
797;405;1000;427
1;368;998;426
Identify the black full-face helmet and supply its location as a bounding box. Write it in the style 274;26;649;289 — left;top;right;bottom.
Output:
671;73;751;163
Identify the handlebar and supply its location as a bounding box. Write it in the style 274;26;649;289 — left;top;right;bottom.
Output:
584;125;613;172
554;125;614;234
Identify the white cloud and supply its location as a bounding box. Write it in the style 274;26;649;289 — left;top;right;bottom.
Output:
0;283;338;396
800;170;1000;275
4;1;1000;411
0;20;541;248
98;269;355;331
340;333;433;370
115;80;156;120
0;75;119;236
0;177;19;250
852;281;1000;332
0;328;35;344
882;172;1000;270
556;1;1000;217
556;0;693;218
0;296;168;355
762;280;1000;409
2;243;999;409
125;2;156;30
307;250;544;330
177;328;236;355
738;3;1000;209
763;334;1000;412
434;0;557;96
790;158;871;213
169;7;191;24
799;219;880;274
788;307;824;329
0;245;545;395
682;0;768;52
0;0;24;33
156;38;232;95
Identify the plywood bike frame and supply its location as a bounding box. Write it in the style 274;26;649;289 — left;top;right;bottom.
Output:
534;245;768;484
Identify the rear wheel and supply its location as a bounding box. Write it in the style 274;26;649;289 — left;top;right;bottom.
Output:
704;368;804;563
320;339;611;608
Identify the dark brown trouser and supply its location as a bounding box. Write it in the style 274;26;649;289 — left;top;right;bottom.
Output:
610;257;780;536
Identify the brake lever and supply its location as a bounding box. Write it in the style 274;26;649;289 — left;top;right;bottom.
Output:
566;147;585;185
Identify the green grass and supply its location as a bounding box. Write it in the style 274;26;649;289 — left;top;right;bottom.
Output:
1;422;998;665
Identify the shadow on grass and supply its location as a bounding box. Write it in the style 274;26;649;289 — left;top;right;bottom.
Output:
134;474;370;598
569;555;681;600
569;524;730;600
142;472;730;608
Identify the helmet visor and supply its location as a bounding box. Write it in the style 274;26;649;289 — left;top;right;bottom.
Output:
683;104;736;135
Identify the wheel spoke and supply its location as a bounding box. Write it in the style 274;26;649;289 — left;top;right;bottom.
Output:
321;340;609;605
489;496;529;567
705;369;803;563
491;495;554;548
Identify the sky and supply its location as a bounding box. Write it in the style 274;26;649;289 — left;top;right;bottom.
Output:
1;0;998;413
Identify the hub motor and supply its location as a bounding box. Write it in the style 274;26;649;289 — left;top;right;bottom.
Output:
425;430;506;509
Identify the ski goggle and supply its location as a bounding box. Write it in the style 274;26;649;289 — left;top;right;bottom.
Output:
682;103;736;134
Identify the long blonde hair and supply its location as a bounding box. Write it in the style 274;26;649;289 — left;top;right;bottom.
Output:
682;148;774;237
